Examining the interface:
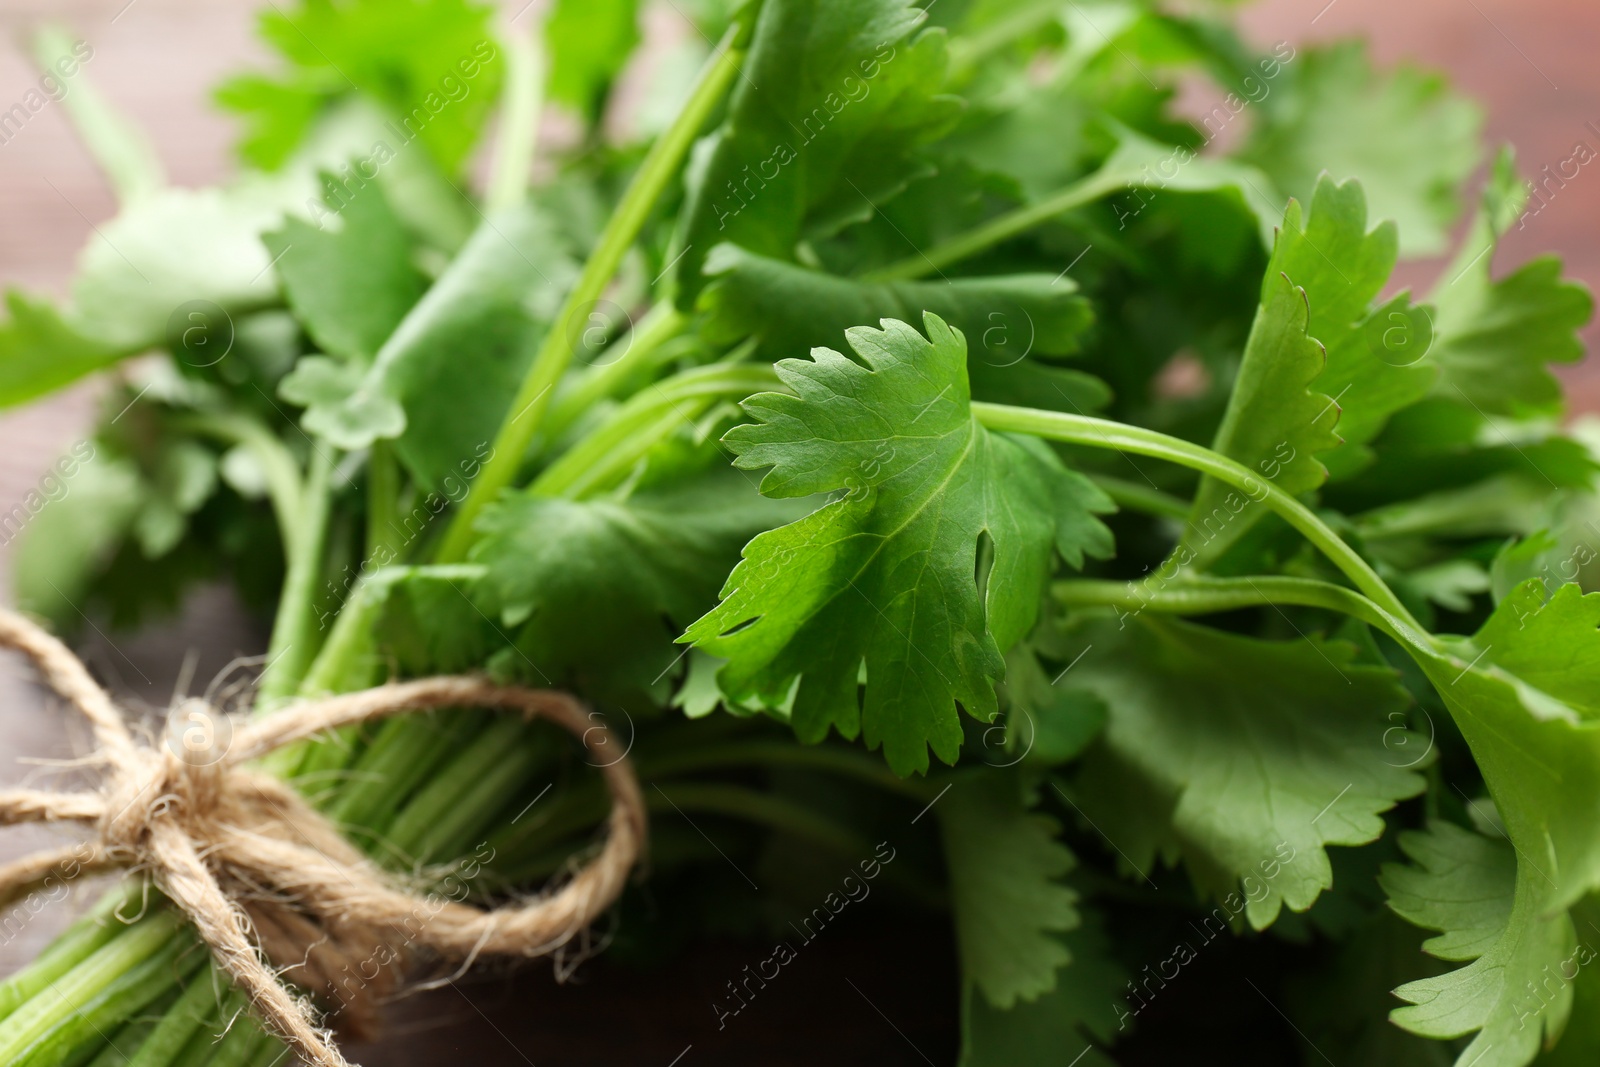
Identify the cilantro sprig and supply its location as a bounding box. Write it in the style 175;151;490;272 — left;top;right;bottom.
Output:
1;1;1596;1065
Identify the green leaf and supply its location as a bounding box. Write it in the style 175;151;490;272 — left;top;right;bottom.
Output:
674;0;962;305
1535;895;1600;1066
217;0;502;173
370;565;504;676
130;440;219;558
958;916;1125;1067
1065;614;1426;928
1384;582;1600;1065
685;314;1114;775
262;179;426;363
938;769;1078;1008
1329;398;1599;519
1384;822;1519;964
0;292;133;410
1089;121;1285;245
1283;176;1438;480
1383;822;1580;1067
1283;908;1459;1066
1000;643;1108;768
698;244;1108;411
290;203;578;491
1184;189;1346;556
1355;474;1561;544
1427;150;1593;419
69;181;308;350
545;0;640;121
474;468;808;706
1241;40;1482;257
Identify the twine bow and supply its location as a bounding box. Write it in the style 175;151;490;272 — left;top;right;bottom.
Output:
0;608;646;1067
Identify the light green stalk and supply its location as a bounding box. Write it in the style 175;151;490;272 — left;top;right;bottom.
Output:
971;402;1428;634
437;27;747;562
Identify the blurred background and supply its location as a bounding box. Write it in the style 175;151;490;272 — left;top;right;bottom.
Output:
0;0;1595;1062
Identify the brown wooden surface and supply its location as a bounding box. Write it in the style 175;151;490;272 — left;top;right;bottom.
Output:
0;1;1596;1063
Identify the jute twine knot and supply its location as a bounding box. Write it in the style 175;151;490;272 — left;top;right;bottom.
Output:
0;608;647;1067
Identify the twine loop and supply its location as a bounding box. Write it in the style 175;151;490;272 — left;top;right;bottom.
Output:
0;608;646;1067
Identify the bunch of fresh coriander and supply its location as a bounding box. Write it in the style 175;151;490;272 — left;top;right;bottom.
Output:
0;0;1595;1063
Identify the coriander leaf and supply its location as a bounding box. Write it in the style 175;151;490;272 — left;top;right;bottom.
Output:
958;916;1125;1067
70;182;305;350
371;565;504;677
474;468;808;707
1428;150;1593;418
1536;895;1600;1066
291;203;578;491
1353;474;1559;543
936;77;1097;206
1090;121;1284;246
674;0;962;305
1471;579;1600;718
131;440;219;558
1183;190;1345;557
1000;644;1108;768
217;0;502;173
999;600;1111;768
938;769;1078;1008
0;291;133;409
1405;559;1493;614
1065;614;1426;928
1281;176;1437;480
545;0;640;121
1327;397;1598;517
61;112;408;352
1383;821;1517;964
1241;41;1482;257
698;244;1109;411
1283;909;1459;1067
1318;289;1438;481
1383;823;1578;1067
297;564;498;693
1384;582;1600;1065
684;314;1114;775
262;179;426;363
215;75;322;172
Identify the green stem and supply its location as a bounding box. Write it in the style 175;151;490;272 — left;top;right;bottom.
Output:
325;709;489;842
1085;472;1191;520
1052;575;1437;654
971;402;1426;633
121;967;219;1067
437;27;747;562
166;991;235;1067
543;301;688;444
0;911;184;1064
0;884;145;1024
258;445;336;707
384;717;554;863
865;167;1123;282
484;17;543;215
84;1014;164;1067
364;442;402;563
530;363;778;498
